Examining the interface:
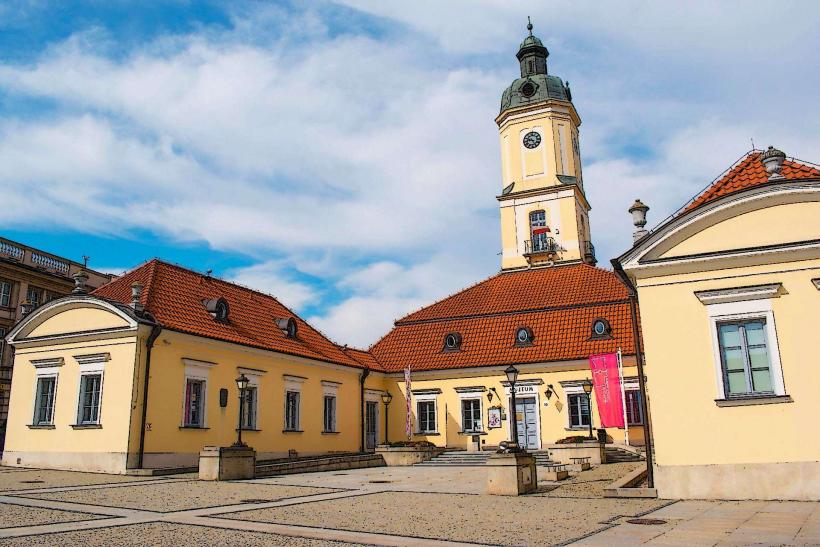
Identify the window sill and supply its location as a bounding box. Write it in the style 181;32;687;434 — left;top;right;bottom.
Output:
179;426;210;430
415;432;440;436
458;430;487;435
71;424;102;429
235;428;261;432
565;426;591;431
321;431;340;435
283;429;303;433
27;424;55;429
715;394;792;407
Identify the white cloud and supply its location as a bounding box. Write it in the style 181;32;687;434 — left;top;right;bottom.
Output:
2;2;820;345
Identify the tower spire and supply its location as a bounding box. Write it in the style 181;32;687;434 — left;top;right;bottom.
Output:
527;16;533;36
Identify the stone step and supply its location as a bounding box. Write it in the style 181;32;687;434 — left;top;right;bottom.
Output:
255;453;384;477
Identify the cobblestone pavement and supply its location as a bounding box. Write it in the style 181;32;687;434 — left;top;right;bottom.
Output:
0;465;816;546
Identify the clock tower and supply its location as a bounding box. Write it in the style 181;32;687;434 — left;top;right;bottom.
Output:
496;20;594;270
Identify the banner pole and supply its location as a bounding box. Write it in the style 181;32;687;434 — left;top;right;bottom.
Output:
617;347;629;446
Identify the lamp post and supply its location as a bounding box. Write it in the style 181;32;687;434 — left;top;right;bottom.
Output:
233;373;250;448
582;379;594;440
504;365;520;450
381;391;393;445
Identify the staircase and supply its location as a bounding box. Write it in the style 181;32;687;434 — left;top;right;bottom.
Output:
605;446;645;463
416;450;555;467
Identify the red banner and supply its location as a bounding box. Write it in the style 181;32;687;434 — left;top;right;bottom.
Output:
588;353;624;428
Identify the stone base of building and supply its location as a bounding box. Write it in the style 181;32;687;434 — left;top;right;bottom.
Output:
1;451;129;474
655;461;820;501
199;445;256;481
486;452;537;495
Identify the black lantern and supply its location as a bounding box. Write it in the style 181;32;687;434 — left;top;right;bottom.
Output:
381;391;393;445
233;373;250;447
582;379;594;440
504;365;521;451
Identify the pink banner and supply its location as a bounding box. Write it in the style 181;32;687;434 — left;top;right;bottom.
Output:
589;353;624;428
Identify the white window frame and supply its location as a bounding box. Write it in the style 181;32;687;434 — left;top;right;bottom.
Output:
74;353;109;426
415;393;438;434
181;358;216;428
322;381;340;433
0;281;11;308
700;294;786;399
31;357;63;426
563;384;591;430
460;397;483;433
284;375;304;431
238;367;263;431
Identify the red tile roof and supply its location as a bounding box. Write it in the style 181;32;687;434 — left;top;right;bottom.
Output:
686;151;820;212
371;264;637;372
92;259;369;370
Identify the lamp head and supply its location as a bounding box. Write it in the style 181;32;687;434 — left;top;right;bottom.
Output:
381;392;393;405
235;373;250;391
504;365;519;384
582;379;593;394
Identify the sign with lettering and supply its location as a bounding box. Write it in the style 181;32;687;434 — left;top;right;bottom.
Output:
503;384;538;396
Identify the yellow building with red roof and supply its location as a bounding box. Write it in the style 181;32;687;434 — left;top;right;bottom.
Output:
616;147;820;500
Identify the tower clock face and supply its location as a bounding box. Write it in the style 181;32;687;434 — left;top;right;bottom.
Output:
523;131;541;149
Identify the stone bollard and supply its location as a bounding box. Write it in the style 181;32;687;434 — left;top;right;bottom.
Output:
487;452;537;495
199;445;256;481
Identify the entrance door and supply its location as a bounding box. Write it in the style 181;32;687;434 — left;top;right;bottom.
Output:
514;397;539;450
365;401;378;450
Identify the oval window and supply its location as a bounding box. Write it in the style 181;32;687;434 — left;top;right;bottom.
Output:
593;319;608;336
444;333;461;350
215;301;228;321
516;327;532;344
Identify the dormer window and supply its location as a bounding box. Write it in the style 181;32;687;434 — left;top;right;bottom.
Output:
443;332;462;352
203;297;229;323
276;317;298;339
515;326;534;346
590;318;612;340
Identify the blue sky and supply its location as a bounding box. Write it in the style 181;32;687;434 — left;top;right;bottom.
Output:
2;1;819;346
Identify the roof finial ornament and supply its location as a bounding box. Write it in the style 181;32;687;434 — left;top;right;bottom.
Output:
760;146;786;181
527;16;533;36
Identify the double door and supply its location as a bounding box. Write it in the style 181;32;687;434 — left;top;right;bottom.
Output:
514;397;539;450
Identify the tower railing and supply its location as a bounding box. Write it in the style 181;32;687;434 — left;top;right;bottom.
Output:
524;236;559;255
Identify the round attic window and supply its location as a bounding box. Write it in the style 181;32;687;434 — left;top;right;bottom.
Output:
520;81;536;98
516;327;533;345
592;319;610;337
444;332;462;351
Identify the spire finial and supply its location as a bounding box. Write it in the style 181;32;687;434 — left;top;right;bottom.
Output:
527;16;533;36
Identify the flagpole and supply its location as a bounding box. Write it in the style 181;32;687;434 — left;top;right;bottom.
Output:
617;347;629;446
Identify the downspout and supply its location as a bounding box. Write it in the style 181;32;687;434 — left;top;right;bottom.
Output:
137;323;162;469
359;367;370;453
611;259;655;488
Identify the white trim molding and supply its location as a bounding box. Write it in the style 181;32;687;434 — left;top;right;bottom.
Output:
695;283;782;305
31;357;64;369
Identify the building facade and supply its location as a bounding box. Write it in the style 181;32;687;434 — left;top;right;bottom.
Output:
616;148;820;501
0;237;112;448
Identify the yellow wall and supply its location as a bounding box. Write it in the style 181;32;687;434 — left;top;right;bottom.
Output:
28;306;129;337
382;360;644;450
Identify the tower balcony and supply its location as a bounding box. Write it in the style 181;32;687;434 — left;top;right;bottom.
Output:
583;240;597;265
524;236;560;263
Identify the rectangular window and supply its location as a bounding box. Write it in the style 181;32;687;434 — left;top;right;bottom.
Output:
323;395;336;432
625;390;643;425
461;398;482;432
183;379;205;427
34;376;57;425
26;287;41;308
417;400;436;433
568;393;590;428
285;390;300;431
77;374;102;424
240;386;257;430
0;281;11;307
717;319;773;396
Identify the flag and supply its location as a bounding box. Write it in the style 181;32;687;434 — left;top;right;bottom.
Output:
588;352;625;428
532;226;551;235
404;364;412;440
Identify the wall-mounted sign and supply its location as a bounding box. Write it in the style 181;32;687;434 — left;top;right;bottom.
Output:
504;384;538;396
487;407;502;429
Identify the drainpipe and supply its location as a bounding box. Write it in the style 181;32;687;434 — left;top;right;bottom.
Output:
137;324;162;469
359;367;370;453
611;259;655;488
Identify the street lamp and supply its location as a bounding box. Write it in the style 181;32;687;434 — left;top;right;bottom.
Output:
233;373;250;447
381;392;393;445
504;365;520;451
582;379;594;440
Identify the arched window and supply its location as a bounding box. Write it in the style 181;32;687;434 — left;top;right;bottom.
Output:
529;210;550;251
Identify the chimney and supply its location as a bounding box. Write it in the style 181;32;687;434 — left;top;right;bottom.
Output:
629;199;650;243
131;282;144;314
760;146;786;181
72;270;89;294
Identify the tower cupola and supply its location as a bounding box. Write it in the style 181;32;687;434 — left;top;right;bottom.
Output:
517;18;549;77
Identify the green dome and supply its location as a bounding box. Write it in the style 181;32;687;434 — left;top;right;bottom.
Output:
519;34;544;49
500;74;572;113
